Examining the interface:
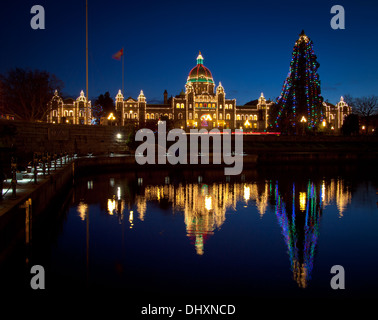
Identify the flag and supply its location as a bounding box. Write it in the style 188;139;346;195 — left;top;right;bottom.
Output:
112;48;124;60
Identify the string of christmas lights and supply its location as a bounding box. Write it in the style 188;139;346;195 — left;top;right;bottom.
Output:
272;31;324;132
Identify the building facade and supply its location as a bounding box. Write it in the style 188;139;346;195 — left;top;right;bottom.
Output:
47;52;350;132
113;52;273;131
47;90;92;125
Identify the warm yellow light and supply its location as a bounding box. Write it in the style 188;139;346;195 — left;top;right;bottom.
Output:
362;125;366;130
205;195;212;211
299;192;306;211
244;119;251;127
107;198;116;214
129;211;134;228
77;202;88;221
300;116;307;123
201;114;212;121
107;112;116;120
116;133;122;139
244;185;250;202
322;120;326;127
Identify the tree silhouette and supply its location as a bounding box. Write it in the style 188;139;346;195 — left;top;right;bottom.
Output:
0;68;63;121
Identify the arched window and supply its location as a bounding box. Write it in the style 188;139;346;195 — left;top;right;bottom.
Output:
200;103;203;108
53;110;57;117
254;115;258;121
226;113;230;120
176;103;180;109
237;115;240;120
146;113;150;119
241;115;244;120
181;103;184;109
189;113;192;120
178;113;183;119
229;104;233;109
195;113;198;119
195;103;198;108
151;113;155;119
213;113;216;119
69;110;73;116
125;113;128;119
225;104;228;109
219;114;223;120
134;113;138;119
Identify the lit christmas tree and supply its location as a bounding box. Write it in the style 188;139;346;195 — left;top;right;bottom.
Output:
272;30;324;133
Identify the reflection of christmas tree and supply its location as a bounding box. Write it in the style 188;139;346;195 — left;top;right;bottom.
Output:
272;30;324;133
273;181;322;288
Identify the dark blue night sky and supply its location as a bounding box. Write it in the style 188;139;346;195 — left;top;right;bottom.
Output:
1;0;377;105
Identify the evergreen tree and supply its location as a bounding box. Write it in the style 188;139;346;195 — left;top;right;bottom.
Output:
271;31;324;133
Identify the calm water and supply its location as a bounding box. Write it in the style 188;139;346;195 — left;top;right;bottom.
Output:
2;165;378;298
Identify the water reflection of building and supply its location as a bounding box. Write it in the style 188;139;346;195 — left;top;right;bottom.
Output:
76;175;352;262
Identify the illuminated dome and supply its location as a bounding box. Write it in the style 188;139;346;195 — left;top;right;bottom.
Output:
187;52;214;85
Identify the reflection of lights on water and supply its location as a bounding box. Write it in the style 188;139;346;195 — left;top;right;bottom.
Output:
129;211;134;228
117;187;121;200
205;195;212;211
244;185;250;202
87;180;93;190
107;199;116;215
109;178;115;187
299;192;306;211
77;201;88;220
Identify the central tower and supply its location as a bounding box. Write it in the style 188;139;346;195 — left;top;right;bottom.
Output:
186;51;215;95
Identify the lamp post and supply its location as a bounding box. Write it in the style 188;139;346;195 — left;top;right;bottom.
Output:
300;116;307;135
108;112;116;126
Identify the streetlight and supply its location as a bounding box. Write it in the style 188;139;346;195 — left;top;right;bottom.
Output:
300;116;307;135
107;112;116;126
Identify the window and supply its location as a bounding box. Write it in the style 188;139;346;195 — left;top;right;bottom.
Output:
229;104;233;109
189;113;192;119
195;103;198;108
146;113;150;119
237;115;240;120
212;103;216;108
226;114;230;120
189;104;192;109
181;103;184;109
220;104;222;109
225;104;228;109
195;113;198;119
69;110;73;116
125;113;128;119
176;103;180;109
134;113;138;119
200;103;203;108
213;113;216;119
178;113;183;119
254;115;258;121
169;114;172;119
53;110;57;117
219;114;223;120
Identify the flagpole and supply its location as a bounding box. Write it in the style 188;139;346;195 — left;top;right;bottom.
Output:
86;0;89;103
122;47;124;94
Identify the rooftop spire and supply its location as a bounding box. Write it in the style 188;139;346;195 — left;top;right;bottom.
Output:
197;51;204;65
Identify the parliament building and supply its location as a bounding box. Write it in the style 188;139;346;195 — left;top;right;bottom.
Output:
47;52;351;132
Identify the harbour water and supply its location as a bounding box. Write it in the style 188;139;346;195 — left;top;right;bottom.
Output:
1;164;378;298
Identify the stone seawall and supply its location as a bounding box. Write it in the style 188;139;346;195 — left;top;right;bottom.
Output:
0;120;130;162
